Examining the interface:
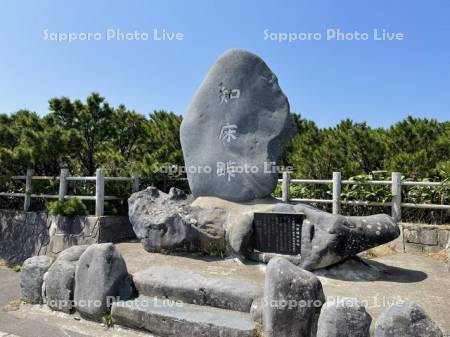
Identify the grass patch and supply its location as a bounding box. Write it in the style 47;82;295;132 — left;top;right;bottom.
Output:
423;249;448;263
255;324;265;337
11;264;21;272
3;299;21;312
360;244;399;259
101;313;113;328
0;259;22;271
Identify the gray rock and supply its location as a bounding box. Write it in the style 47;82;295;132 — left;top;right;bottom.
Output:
0;210;49;265
44;245;88;313
168;187;186;200
226;213;253;256
250;298;263;324
263;257;325;337
191;196;400;270
20;255;53;304
74;243;133;321
317;298;372;337
180;48;296;202
274;202;400;270
111;296;257;337
375;301;443;337
133;265;262;312
128;187;226;253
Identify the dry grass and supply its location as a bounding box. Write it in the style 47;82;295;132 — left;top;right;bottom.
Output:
254;325;265;337
423;249;448;263
3;299;21;312
360;244;399;259
0;259;22;271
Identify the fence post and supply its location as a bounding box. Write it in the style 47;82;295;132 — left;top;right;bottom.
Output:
131;172;140;193
282;171;290;203
332;171;341;215
23;168;34;211
391;172;402;222
95;168;105;216
58;168;69;201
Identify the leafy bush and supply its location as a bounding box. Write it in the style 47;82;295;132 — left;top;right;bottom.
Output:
46;198;88;216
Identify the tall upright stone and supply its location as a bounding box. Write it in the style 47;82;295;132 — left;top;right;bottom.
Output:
263;257;325;337
74;243;133;321
181;48;295;202
20;255;53;304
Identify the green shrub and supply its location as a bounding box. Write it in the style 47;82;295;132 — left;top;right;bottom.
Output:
46;198;89;216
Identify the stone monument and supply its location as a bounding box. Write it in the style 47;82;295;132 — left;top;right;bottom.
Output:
129;48;400;270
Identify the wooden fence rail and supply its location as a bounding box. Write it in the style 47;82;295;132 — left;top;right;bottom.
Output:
0;168;140;216
279;171;450;222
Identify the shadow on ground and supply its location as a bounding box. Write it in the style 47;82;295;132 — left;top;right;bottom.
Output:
314;256;428;283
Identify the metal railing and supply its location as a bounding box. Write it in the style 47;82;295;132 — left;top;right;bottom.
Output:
279;171;450;222
0;168;140;216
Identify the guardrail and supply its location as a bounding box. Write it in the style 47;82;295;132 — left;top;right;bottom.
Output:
279;171;450;222
0;168;140;216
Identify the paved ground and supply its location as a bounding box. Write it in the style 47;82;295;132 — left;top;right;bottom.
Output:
1;244;449;336
117;243;450;335
317;254;450;334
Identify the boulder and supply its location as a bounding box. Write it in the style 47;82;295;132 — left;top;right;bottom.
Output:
192;197;400;270
375;301;443;337
130;188;399;269
44;245;88;313
128;187;226;253
74;243;133;321
263;257;325;337
317;298;372;337
180;48;296;202
20;255;53;304
274;203;400;270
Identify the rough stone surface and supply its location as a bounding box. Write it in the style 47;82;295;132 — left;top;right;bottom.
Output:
375;301;443;337
285;203;400;270
20;255;53;304
133;265;262;312
128;187;226;253
44;245;88;313
111;296;257;337
317;298;372;337
250;298;263;324
0;210;135;265
438;229;449;247
263;257;325;337
404;228;421;244
193;197;400;270
420;229;438;246
180;48;296;202
47;215;135;256
0;210;49;264
226;213;254;256
74;243;133;321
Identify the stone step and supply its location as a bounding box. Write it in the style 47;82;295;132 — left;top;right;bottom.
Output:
111;296;258;337
132;266;262;312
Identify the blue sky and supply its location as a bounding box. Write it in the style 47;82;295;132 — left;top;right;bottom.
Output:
0;0;449;127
